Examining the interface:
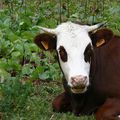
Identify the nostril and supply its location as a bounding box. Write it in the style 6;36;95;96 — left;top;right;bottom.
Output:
77;75;87;80
71;77;75;81
85;76;87;79
71;75;87;87
83;76;87;81
71;77;76;85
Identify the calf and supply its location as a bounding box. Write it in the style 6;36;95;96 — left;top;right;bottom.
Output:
34;22;120;120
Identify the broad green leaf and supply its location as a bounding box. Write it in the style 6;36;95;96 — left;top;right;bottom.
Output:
39;72;49;80
22;64;33;75
0;69;10;83
21;31;35;40
11;51;21;58
7;32;19;42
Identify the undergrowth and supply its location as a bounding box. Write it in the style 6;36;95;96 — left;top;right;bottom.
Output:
0;0;120;119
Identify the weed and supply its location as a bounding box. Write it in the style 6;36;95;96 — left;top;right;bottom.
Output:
0;0;120;119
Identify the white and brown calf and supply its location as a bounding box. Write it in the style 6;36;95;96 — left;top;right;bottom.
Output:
34;22;120;120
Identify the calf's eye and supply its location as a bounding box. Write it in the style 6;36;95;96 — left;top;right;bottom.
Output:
58;46;68;62
84;43;93;63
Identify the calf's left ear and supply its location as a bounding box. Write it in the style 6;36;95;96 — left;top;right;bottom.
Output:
89;28;113;47
34;33;57;50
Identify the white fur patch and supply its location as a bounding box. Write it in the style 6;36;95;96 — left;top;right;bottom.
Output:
55;22;92;90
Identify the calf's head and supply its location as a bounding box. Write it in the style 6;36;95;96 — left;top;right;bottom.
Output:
34;22;111;94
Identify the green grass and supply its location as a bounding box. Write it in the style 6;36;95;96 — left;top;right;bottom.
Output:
1;81;95;120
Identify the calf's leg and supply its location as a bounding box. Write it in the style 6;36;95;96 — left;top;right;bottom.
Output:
95;98;120;120
52;92;72;113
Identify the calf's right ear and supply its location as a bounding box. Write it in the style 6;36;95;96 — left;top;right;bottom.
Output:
34;33;57;50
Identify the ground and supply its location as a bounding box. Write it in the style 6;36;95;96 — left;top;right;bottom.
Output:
1;81;94;120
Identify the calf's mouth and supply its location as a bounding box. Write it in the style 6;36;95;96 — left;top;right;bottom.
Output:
71;85;87;94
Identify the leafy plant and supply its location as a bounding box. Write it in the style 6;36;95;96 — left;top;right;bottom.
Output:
0;76;33;113
0;0;120;119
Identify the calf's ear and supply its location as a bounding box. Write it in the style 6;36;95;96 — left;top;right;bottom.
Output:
34;33;57;50
89;28;113;47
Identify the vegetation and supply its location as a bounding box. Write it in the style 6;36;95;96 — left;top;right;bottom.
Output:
0;0;120;119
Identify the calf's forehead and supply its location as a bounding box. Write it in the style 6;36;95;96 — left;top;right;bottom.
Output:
56;30;92;53
56;22;91;47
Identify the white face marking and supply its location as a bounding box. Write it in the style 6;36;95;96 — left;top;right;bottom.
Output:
56;22;92;93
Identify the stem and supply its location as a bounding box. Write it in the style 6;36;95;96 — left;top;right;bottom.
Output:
59;0;62;23
67;0;70;18
84;0;88;19
102;0;105;16
24;0;27;15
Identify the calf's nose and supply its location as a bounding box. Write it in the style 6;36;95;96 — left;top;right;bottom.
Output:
71;75;87;87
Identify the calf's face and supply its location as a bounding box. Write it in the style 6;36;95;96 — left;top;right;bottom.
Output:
34;22;106;94
56;23;93;94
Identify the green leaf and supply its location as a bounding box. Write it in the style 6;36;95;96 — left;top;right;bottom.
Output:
22;64;33;75
11;51;21;58
30;66;45;79
21;31;34;40
29;43;38;52
7;31;19;42
39;72;49;80
3;18;11;27
0;69;10;82
0;59;8;70
7;59;21;71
